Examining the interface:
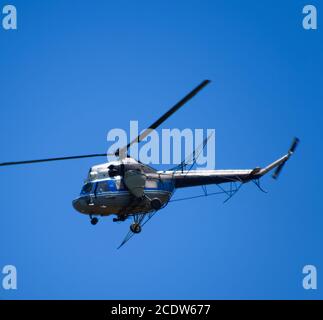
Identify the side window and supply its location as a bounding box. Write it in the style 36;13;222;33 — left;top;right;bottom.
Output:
97;181;109;193
146;180;158;189
115;179;125;190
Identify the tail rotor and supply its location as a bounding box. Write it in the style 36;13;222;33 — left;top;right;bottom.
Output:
272;137;300;180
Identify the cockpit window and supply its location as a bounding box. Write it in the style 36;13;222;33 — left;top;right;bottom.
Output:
81;183;92;195
97;181;109;193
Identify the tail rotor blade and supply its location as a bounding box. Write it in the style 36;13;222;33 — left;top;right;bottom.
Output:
289;137;300;154
272;162;286;180
272;137;300;180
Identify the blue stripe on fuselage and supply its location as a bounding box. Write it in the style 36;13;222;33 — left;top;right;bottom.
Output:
80;178;175;196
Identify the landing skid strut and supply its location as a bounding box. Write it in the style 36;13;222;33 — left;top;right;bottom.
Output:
117;210;158;249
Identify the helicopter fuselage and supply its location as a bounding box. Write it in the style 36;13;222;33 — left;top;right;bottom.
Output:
71;158;261;218
72;175;174;216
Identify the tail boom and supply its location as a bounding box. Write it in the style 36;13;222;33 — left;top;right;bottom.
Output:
165;137;299;189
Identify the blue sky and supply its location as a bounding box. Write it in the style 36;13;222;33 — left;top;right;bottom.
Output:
0;0;322;299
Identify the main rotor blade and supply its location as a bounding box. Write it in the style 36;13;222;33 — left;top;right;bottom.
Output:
117;80;211;156
0;153;111;167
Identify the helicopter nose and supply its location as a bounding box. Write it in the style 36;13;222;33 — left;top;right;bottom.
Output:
72;197;89;214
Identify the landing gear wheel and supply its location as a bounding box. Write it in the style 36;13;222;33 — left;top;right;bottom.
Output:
130;223;142;234
151;198;162;210
90;217;98;225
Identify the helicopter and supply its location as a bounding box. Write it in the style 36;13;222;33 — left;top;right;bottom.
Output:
0;80;299;248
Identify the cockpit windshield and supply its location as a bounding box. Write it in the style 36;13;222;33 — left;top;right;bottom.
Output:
81;182;92;195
